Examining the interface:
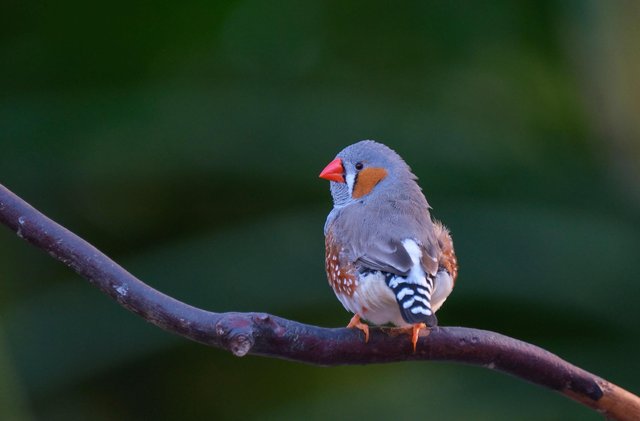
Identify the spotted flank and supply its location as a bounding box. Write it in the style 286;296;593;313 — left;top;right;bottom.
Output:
385;272;437;326
325;230;357;297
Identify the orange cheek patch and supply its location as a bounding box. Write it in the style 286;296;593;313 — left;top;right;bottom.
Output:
352;167;388;198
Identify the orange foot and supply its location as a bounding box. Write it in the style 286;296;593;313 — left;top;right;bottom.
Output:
408;323;428;353
347;314;370;343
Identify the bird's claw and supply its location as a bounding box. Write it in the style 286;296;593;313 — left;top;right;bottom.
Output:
347;314;370;343
411;323;428;352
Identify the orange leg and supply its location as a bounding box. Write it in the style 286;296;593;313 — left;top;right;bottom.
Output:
410;323;428;352
346;314;370;343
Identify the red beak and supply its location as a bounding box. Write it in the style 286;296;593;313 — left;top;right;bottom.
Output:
319;157;345;183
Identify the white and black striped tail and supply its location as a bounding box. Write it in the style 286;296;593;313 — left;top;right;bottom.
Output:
385;272;438;326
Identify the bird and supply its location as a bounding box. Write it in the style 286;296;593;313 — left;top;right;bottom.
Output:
319;140;458;352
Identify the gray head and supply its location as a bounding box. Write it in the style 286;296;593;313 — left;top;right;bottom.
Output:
319;140;420;208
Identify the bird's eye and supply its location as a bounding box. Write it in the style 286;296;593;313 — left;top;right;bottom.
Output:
355;162;364;171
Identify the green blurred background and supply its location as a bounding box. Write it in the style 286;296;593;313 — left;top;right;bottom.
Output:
1;1;639;420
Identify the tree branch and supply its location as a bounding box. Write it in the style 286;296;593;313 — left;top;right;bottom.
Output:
0;183;638;420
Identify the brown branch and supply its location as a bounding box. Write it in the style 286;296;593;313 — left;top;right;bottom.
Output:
0;182;638;420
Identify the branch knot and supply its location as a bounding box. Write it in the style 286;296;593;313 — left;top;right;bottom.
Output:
215;314;256;357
